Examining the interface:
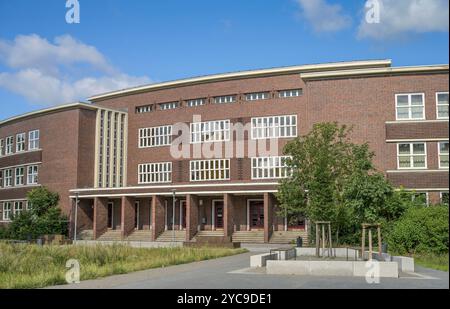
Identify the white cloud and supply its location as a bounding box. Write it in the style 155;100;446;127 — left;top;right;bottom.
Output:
296;0;352;32
0;34;151;105
358;0;449;40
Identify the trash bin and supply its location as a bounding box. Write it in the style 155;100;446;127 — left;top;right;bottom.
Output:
296;237;303;248
382;243;388;253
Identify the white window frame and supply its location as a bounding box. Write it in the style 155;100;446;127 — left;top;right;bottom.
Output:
139;125;172;148
16;133;26;152
436;92;449;120
438;141;449;169
246;92;269;101
251;156;292;180
0;170;3;188
159;102;179;110
14;201;24;217
27;165;39;185
214;95;236;104
190;120;230;144
138;162;172;184
190;159;230;182
4;169;12;187
0;138;3;157
395;93;425;121
397;143;427;170
2;202;12;221
187;98;206;107
5;136;13;155
28;130;40;150
251;115;297;140
136;105;153;114
279;89;302;98
412;192;429;206
15;167;25;186
440;192;449;205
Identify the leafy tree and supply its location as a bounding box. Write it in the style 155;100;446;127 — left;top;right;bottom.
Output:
7;187;68;240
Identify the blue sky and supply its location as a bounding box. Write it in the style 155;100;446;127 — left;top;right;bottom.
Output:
0;0;448;120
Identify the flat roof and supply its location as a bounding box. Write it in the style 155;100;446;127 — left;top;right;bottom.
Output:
88;59;393;101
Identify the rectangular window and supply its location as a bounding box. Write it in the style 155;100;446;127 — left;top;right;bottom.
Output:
159;102;179;110
397;143;427;169
437;92;449;119
214;95;236;104
14;201;23;217
438;141;449;169
138;162;172;184
28;130;40;150
0;139;3;156
187;98;206;107
27;165;39;184
246;92;270;101
3;202;12;221
251;115;297;139
139;125;172;148
279;89;302;98
0;170;2;188
412;192;429;206
190;159;230;181
16;133;26;152
136;105;153;114
15;167;24;186
441;192;449;205
5;136;13;154
190;120;230;144
4;169;12;187
251;156;292;179
396;93;425;120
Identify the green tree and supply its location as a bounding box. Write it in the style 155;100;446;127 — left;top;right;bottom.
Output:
8;187;68;240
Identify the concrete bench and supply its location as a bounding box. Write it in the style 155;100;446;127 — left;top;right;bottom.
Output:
250;253;278;268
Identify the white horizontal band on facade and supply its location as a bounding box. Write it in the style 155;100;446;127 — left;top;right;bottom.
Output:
394;188;449;192
0;198;28;202
0;162;42;170
70;182;280;193
385;119;449;124
386;169;449;173
69;190;278;199
0;184;41;191
386;138;449;143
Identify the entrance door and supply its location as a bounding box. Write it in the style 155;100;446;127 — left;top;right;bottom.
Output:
180;201;187;230
249;201;264;230
214;201;224;229
107;202;114;229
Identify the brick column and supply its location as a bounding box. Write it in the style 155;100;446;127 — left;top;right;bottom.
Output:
93;197;108;240
121;196;135;239
264;193;275;243
223;193;235;239
151;195;165;241
186;194;199;242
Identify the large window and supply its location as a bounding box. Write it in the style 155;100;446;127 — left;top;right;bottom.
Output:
395;93;425;120
0;139;3;156
251;156;292;179
136;105;153;114
439;141;449;169
139;125;172;148
190;120;230;144
279;89;302;98
0;170;2;188
246;92;269;101
190;159;230;181
28;130;40;150
2;202;12;221
14;201;24;217
15;167;24;186
397;143;427;169
441;192;449;205
5;136;13;155
214;95;236;104
251;115;297;139
16;133;25;152
436;92;449;119
187;98;206;107
4;169;12;187
138;162;172;184
27;165;39;185
159;102;179;110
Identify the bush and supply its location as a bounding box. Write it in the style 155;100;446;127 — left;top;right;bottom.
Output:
388;205;449;255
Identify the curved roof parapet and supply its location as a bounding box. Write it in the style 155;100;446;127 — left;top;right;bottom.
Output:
300;64;449;80
0;102;126;126
88;59;392;102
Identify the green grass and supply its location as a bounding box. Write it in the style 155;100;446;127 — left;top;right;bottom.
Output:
0;243;247;289
413;253;449;272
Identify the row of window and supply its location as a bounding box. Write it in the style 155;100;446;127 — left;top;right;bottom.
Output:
397;142;448;169
395;92;448;120
139;115;298;148
135;89;303;114
411;192;449;206
0;130;40;157
1;200;30;221
0;165;39;188
138;157;291;184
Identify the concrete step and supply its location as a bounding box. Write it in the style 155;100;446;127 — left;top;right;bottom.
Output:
126;230;153;242
196;230;225;237
270;231;309;244
232;231;265;243
156;230;186;242
97;230;122;241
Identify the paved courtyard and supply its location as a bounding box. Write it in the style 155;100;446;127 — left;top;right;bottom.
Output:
49;249;449;289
